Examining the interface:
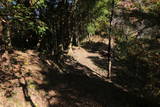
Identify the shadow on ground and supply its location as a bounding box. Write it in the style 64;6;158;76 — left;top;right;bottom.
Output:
82;41;109;71
0;50;36;107
82;41;108;54
36;55;158;107
87;56;108;70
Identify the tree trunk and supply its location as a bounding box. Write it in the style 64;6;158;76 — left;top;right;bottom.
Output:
107;0;115;78
6;24;11;47
0;19;3;43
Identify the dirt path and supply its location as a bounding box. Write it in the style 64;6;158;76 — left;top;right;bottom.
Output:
70;47;108;77
0;49;153;107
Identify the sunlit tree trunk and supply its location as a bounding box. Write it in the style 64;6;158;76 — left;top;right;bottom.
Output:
107;0;115;78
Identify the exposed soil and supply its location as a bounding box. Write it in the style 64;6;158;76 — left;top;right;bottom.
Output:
71;46;107;77
0;36;157;107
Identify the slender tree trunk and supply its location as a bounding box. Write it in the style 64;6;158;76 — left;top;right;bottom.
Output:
107;0;115;78
6;23;11;47
72;17;79;46
0;19;3;43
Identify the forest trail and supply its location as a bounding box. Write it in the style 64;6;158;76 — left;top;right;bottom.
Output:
0;47;154;107
0;37;157;107
68;35;115;78
70;46;108;77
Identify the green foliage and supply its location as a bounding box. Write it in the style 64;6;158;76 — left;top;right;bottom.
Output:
85;0;118;34
148;1;160;14
114;31;160;102
87;23;96;34
36;22;48;36
111;0;160;103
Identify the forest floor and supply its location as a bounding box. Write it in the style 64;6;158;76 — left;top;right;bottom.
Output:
0;36;157;107
71;46;107;77
1;1;160;106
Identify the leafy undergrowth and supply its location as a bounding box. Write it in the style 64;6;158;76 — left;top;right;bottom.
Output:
0;49;159;107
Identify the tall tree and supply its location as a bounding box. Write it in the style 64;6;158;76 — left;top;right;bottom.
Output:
107;0;115;78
